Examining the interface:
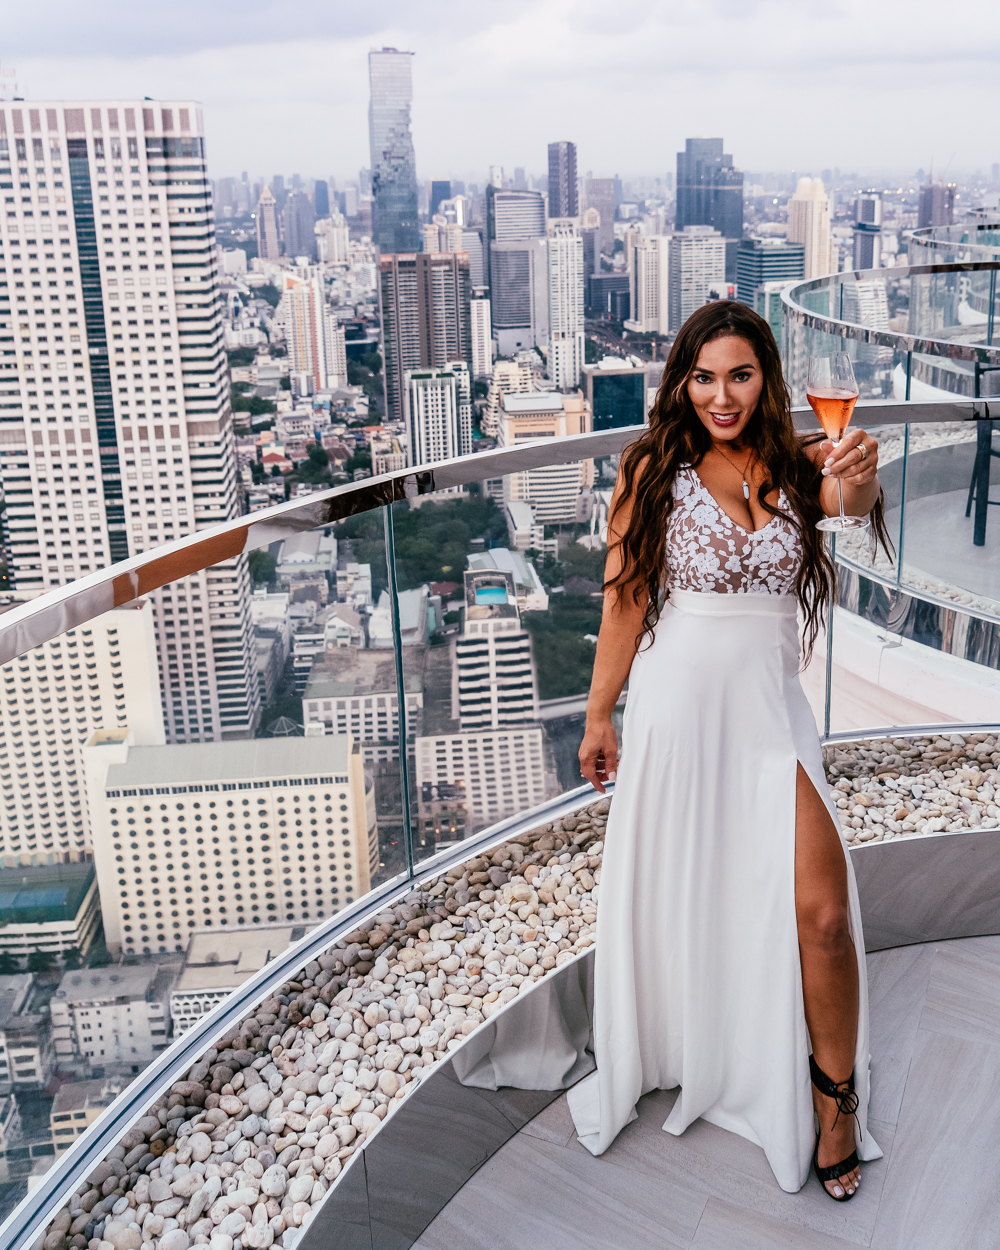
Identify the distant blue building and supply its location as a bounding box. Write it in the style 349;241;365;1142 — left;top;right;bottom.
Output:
368;49;420;254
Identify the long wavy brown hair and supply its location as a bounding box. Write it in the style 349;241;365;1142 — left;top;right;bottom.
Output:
607;300;893;658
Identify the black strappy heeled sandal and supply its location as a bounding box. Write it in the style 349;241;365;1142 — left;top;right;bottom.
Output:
809;1054;861;1201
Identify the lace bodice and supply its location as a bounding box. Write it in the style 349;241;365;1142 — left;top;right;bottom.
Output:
665;466;803;595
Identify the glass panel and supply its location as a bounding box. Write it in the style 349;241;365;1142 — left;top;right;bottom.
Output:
900;419;1000;621
0;510;402;1219
830;421;904;583
386;461;613;863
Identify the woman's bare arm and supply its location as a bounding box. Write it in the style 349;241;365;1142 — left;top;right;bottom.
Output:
578;465;649;794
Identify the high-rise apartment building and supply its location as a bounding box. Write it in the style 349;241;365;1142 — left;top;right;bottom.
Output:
470;295;492;377
404;362;472;467
461;228;485;287
668;227;727;332
546;220;585;390
547;142;578;219
454;569;538;730
918;182;956;229
368;49;420;253
624;234;670;336
735;238;804;307
83;734;376;956
675;139;744;280
282;188;315;260
430;180;451;217
280;271;347;391
255;186;280;261
788;177;834;280
499;391;593;523
315;210;349;264
379;251;472;423
583;179;615;257
480;357;533;438
0;600;163;866
853;192;882;269
0;100;259;745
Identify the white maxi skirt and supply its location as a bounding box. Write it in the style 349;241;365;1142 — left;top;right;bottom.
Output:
567;589;882;1193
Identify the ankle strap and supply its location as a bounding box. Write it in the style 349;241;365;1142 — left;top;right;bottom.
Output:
809;1054;860;1133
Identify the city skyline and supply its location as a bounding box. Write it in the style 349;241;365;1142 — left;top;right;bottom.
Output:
4;0;999;180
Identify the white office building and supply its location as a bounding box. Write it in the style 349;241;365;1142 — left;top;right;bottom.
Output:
0;599;163;863
546;221;585;391
83;734;376;956
668;227;727;332
0;99;259;744
625;234;670;336
280;271;347;391
788;178;834;280
414;727;547;834
50;963;172;1068
454;569;538;731
404;362;472;467
499;391;594;524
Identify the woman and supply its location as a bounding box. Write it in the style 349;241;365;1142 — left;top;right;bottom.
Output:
569;301;888;1199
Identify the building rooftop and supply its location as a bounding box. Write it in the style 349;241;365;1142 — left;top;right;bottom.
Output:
501;392;566;414
53;962;167;1006
51;1077;126;1116
0;863;96;925
304;648;424;700
173;925;314;995
102;737;351;790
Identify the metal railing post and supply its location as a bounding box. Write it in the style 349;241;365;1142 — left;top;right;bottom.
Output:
383;503;415;880
825;534;835;738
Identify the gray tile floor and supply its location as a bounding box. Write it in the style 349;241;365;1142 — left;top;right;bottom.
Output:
412;934;1000;1250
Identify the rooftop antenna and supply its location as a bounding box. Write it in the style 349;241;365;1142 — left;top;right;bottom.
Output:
0;65;18;102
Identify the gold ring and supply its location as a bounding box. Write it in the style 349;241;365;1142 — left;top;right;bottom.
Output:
858;443;868;461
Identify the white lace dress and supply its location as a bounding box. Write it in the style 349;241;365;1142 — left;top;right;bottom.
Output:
567;466;882;1192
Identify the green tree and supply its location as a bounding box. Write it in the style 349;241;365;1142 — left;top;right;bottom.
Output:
250;461;265;485
62;947;83;970
0;951;20;975
361;351;383;373
232;394;276;416
257;284;281;308
227;346;256;367
308;444;329;468
523;592;605;699
584;338;600;364
271;464;282;477
27;949;56;974
248;549;277;585
279;376;291;391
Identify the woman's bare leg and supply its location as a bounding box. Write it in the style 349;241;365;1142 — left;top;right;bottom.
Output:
794;762;861;1198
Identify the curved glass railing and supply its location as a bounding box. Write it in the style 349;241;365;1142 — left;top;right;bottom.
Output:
1;399;999;1247
908;220;1000;268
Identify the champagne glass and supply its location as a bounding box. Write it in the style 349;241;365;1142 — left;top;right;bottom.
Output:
807;354;870;533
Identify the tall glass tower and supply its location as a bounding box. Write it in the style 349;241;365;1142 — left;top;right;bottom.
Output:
368;48;420;254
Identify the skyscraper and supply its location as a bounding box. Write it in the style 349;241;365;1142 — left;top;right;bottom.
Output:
918;183;956;229
853;192;882;269
735;238;804;307
485;188;547;353
675;139;744;280
546;220;585;390
256;186;280;261
282;188;316;260
404;362;472;467
547;142;578;218
787;177;834;280
624;235;670;336
313;178;329;218
0;100;258;743
368;48;420;253
454;569;538;730
280;271;347;391
379;251;472;423
668;227;727;332
470;295;493;378
583;178;615;257
430;180;451;217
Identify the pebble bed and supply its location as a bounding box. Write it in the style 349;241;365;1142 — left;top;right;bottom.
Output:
43;799;610;1250
37;736;1000;1248
824;731;1000;845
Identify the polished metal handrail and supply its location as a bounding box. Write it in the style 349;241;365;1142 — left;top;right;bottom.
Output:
0;781;601;1250
0;401;988;665
782;259;1000;364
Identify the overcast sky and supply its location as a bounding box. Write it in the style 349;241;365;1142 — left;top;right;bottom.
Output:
5;0;999;185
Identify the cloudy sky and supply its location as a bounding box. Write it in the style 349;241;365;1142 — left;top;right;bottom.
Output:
5;0;998;185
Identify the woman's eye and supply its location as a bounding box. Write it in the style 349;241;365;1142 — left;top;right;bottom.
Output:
694;374;711;384
733;372;751;382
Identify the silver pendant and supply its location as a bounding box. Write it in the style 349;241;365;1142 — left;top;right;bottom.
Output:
742;480;750;500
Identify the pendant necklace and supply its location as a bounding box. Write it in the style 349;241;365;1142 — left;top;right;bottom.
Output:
716;445;755;500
